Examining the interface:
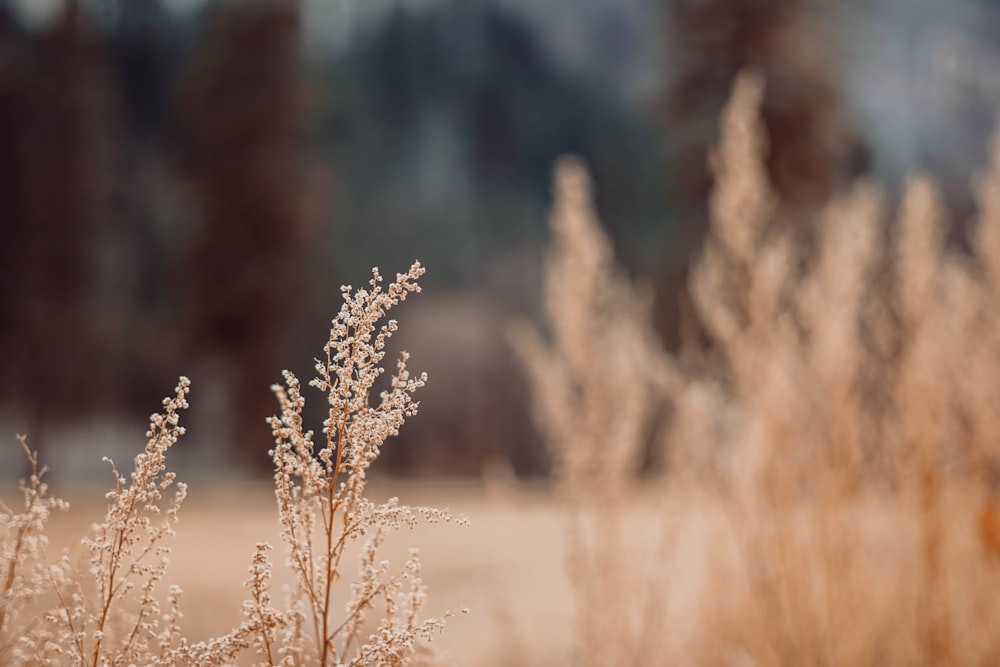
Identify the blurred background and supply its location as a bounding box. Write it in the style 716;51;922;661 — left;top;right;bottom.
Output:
1;0;999;481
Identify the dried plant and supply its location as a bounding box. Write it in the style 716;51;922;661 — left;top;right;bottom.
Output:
519;72;1000;666
0;436;68;664
1;262;462;666
510;158;677;666
675;73;1000;665
258;260;463;666
4;379;192;667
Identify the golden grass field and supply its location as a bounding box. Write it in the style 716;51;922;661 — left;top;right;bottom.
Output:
20;477;989;666
16;479;582;666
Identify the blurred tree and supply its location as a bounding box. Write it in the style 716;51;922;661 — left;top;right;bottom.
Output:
314;2;668;476
0;8;30;388
101;0;186;416
658;0;868;348
665;0;865;221
106;0;177;142
331;1;661;283
2;1;118;458
172;0;316;471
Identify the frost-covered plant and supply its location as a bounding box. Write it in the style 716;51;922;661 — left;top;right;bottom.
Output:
259;260;464;666
39;378;190;667
1;261;462;667
0;437;68;664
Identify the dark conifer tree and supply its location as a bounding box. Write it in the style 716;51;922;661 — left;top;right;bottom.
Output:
658;0;867;348
172;0;315;470
7;1;116;455
665;0;865;222
0;8;31;394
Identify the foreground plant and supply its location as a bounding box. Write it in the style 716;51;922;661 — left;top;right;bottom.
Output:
0;437;68;664
1;261;461;666
259;260;462;666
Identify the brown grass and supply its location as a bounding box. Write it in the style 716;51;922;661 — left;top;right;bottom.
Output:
0;262;465;666
516;72;1000;666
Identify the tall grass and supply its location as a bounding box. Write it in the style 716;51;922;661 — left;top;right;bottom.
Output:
518;73;1000;666
0;261;464;666
509;157;677;666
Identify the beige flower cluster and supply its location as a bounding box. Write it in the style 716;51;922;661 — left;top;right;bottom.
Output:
0;262;462;667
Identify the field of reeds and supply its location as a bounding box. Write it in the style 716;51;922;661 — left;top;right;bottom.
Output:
6;73;1000;665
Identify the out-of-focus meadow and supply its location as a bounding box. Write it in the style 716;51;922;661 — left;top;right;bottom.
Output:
8;1;1000;666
